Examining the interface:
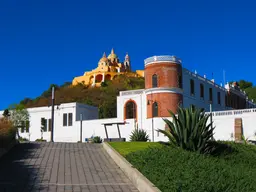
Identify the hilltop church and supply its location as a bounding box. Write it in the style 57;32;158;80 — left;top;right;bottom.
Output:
72;48;144;87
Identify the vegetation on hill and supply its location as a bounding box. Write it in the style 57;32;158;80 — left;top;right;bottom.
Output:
18;75;145;118
110;141;256;192
0;118;16;149
231;80;256;101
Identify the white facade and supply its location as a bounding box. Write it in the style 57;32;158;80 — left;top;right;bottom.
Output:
0;103;99;142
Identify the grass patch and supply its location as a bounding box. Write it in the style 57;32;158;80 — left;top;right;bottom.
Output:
109;141;256;192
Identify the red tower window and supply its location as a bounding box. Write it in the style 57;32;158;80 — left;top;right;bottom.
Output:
152;74;158;88
152;102;158;117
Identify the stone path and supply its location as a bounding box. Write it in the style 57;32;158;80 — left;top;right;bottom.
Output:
0;142;138;192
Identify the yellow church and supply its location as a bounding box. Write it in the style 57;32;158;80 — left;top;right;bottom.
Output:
72;49;144;87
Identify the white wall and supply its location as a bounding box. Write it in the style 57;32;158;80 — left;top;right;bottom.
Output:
182;68;227;112
79;118;136;142
212;109;256;141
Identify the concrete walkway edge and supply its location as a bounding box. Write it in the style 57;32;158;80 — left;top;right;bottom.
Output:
102;142;161;192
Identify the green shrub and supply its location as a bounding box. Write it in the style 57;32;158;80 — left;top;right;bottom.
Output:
130;128;149;142
0;118;16;148
123;142;256;192
92;136;102;143
157;106;214;154
18;137;29;142
35;138;46;142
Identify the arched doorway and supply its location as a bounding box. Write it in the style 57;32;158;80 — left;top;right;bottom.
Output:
124;100;137;120
105;74;111;81
95;74;103;83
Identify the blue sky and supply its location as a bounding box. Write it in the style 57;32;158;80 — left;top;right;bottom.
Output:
1;0;256;110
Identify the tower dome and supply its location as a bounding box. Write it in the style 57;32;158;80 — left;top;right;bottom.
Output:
99;52;108;62
107;48;118;59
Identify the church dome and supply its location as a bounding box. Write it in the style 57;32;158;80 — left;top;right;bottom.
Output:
107;48;118;59
99;52;108;62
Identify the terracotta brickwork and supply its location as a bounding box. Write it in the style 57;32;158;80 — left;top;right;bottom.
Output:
147;93;182;118
145;62;182;89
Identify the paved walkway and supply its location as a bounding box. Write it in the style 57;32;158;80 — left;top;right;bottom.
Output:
0;142;138;192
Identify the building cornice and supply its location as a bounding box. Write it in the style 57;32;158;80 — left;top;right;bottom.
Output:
145;87;183;95
144;55;182;67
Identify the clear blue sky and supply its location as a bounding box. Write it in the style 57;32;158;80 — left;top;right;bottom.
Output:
1;0;256;110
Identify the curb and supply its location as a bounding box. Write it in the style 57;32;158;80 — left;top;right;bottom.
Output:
102;142;161;192
0;140;17;159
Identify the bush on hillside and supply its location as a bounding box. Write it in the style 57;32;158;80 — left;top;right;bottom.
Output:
19;75;145;119
0;118;16;148
157;106;214;154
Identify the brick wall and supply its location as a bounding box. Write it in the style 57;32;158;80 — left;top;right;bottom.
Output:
145;62;182;89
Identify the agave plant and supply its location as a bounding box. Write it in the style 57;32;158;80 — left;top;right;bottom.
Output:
130;128;149;142
92;136;102;143
157;106;215;154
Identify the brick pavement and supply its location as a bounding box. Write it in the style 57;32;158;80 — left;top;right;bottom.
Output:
0;142;139;192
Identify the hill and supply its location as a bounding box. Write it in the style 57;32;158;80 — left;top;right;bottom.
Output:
19;75;145;119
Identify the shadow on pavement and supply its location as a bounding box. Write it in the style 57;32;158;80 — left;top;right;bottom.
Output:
0;142;48;192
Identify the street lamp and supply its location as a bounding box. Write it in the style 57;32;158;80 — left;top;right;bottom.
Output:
51;86;55;142
147;99;155;142
209;101;213;140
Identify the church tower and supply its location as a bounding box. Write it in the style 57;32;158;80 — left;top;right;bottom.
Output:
124;52;131;71
144;55;183;117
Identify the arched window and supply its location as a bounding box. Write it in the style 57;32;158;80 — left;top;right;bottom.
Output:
152;74;158;88
125;101;137;119
152;102;158;117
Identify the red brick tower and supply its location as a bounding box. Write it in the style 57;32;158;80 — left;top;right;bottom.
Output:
144;55;183;118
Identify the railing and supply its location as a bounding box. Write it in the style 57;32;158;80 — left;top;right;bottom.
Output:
119;89;144;96
144;55;182;65
206;108;256;117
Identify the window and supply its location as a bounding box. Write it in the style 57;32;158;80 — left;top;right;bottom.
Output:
225;94;227;106
48;119;52;132
152;102;158;117
63;114;67;126
125;101;137;119
190;79;195;96
218;92;221;105
20;121;25;133
178;75;183;88
68;113;73;126
209;88;213;103
45;120;48;132
41;118;47;132
25;121;30;133
200;83;204;99
152;74;158;88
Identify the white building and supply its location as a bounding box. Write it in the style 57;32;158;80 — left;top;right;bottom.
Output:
1;55;255;143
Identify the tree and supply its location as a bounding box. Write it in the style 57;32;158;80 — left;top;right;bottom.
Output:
9;104;30;138
2;109;10;119
237;80;253;90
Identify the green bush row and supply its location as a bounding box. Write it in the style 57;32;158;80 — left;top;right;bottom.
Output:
125;142;256;192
